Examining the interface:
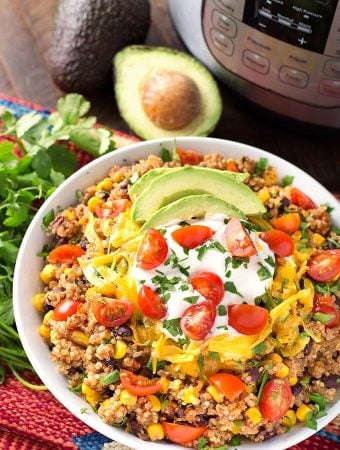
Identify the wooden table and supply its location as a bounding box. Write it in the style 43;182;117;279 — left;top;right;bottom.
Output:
0;0;339;191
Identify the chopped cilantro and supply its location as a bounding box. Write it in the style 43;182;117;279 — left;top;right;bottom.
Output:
327;238;340;248
80;407;89;414
304;393;328;430
197;354;204;375
99;369;120;386
197;437;208;450
179;220;190;227
183;295;199;304
253;342;266;354
146;358;167;371
179;284;190;291
309;393;327;410
232;256;249;269
264;255;275;268
158;228;166;236
225;256;232;269
224;281;243;297
300;377;310;388
243;221;262;232
196;245;208;261
314;281;340;294
331;225;340;235
162;292;171;302
225;270;232;278
152;274;183;296
217;325;229;330
281;175;294;187
41;209;55;231
208;351;221;361
230;435;241;446
160;146;172;162
313;312;335;325
163;318;182;337
218;305;227;316
257;263;272;281
164;251;189;276
255;157;268;176
305;411;317;430
209;240;226;253
256;369;268;405
68;383;82;393
177;337;190;345
196;240;225;261
321;203;334;213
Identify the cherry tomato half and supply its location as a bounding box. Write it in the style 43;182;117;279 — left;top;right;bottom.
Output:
226;160;239;172
48;244;85;264
291;188;316;210
190;271;224;306
225;218;257;257
136;228;168;270
307;250;340;282
228;304;269;335
120;369;161;396
96;199;131;218
180;301;216;341
313;293;339;328
261;230;294;257
259;379;292;421
137;285;167;320
92;298;133;328
172;225;213;249
162;422;207;444
271;213;301;235
209;372;245;401
54;299;81;321
176;148;203;165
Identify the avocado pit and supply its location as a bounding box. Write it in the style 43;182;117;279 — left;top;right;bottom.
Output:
140;70;201;130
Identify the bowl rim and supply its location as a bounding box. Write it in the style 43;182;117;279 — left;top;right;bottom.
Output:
13;137;340;450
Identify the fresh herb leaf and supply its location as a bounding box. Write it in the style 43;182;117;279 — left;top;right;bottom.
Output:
163;318;182;337
80;407;89;414
309;393;327;410
255;157;268;176
253;342;266;354
208;351;221;361
196;245;208;261
224;281;243;297
230;435;241;446
257;263;272;281
281;175;294;187
313;312;335;325
218;305;227;316
160;147;172;162
99;370;120;386
232;256;249;269
256;369;268;405
300;377;310;388
37;243;52;258
183;295;199;304
69;383;82;393
197;437;208;450
217;325;229;330
41;209;55;231
304;411;317;430
264;255;275;267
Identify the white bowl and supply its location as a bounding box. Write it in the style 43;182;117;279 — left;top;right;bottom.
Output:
14;137;340;450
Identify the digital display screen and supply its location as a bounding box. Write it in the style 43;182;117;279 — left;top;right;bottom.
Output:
243;0;338;53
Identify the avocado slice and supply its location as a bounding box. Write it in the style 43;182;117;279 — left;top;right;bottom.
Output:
129;167;249;202
140;195;245;232
114;46;222;139
132;166;265;222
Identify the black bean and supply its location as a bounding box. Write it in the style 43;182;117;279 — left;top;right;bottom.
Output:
56;237;68;246
78;237;89;250
101;358;116;366
291;384;303;396
322;375;340;389
119;179;131;189
176;407;185;418
43;303;54;314
96;190;109;200
281;197;290;208
247;366;260;383
128;414;140;436
304;340;313;356
262;429;278;441
196;415;209;426
115;325;133;338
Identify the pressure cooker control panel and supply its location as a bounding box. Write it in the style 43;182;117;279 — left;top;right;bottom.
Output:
202;0;340;107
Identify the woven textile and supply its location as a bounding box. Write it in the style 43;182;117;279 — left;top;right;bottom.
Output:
0;93;338;450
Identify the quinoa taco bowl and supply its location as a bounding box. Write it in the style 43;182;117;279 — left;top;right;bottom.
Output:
13;137;340;449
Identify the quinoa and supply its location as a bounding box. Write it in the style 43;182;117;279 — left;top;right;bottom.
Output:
36;148;339;448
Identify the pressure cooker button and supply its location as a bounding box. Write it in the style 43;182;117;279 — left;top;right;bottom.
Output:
323;60;340;80
211;29;235;56
279;66;309;89
212;9;237;38
242;50;270;75
213;0;243;20
318;79;340;98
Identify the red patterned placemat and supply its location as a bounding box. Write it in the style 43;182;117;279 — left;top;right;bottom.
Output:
0;93;338;450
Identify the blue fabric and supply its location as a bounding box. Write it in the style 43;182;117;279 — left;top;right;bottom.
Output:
72;431;112;450
0;97;50;118
316;429;340;444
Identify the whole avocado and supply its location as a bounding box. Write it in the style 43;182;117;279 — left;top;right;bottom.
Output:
50;0;150;93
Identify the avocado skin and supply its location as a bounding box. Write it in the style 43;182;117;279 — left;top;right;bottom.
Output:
51;0;150;93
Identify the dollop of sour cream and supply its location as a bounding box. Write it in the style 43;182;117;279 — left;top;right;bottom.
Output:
132;215;275;342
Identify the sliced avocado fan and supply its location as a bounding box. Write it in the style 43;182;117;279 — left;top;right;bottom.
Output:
140;195;245;232
129;167;249;202
132;166;265;222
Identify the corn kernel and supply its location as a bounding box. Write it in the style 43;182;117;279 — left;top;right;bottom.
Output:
87;196;103;213
207;385;224;403
289;376;298;386
96;178;113;191
258;189;270;204
81;383;101;407
311;233;325;248
50;330;59;343
282;410;297;428
85;287;98;298
113;340;127;359
169;379;182;390
71;331;89;347
63;210;75;220
158;378;170;394
32;293;45;312
120;389;137;406
43;310;54;325
147;395;161;412
63;268;73;276
147;423;164;441
230;422;240;434
296;404;312;422
276;363;290;378
245;407;262;425
38;324;50;340
40;264;56;284
182;387;199;405
263;167;278;186
101;398;111;409
270;353;283;363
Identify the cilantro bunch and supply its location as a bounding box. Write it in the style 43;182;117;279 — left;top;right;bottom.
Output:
0;93;116;387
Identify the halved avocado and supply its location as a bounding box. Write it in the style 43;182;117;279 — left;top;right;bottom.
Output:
140;194;244;232
132;166;265;222
129;167;249;202
114;46;222;139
